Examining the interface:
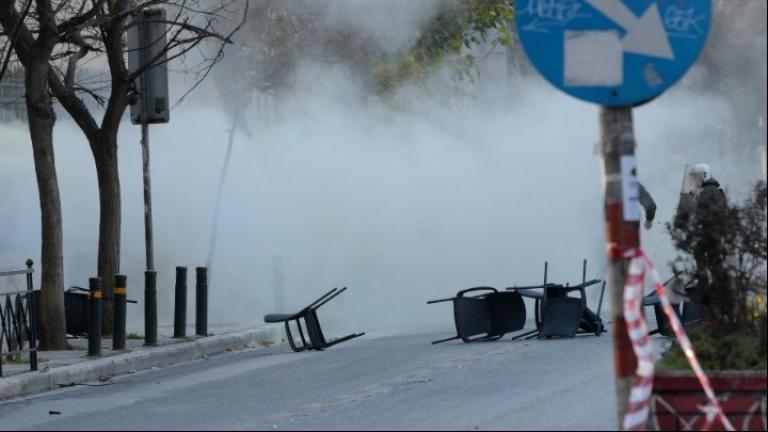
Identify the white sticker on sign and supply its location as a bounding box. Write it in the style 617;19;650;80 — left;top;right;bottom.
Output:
621;155;641;222
564;30;623;87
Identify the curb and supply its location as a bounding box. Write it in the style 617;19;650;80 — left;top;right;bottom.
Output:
0;326;282;401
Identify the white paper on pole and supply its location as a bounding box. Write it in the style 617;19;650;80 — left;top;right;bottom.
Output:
621;155;641;221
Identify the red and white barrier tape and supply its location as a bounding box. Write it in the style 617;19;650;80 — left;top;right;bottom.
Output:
622;254;655;430
614;246;735;431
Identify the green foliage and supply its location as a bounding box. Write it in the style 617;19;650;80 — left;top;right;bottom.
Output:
0;354;24;365
660;181;768;371
220;0;520;104
658;325;767;371
374;0;516;94
126;333;143;340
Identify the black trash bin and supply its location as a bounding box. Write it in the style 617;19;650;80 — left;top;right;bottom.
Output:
64;288;90;336
32;288;91;338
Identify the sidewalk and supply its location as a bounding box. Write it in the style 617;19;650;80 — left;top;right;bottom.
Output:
0;323;284;401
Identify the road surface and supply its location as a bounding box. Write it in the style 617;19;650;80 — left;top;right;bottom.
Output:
0;331;618;430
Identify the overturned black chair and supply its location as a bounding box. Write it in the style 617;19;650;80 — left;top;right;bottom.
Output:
264;287;364;352
507;260;606;339
428;287;531;344
536;279;604;339
579;288;606;336
644;276;706;337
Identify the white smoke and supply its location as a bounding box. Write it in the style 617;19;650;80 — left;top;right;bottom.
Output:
1;2;766;337
321;0;445;54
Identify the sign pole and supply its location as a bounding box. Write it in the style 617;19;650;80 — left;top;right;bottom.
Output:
128;8;167;345
139;13;155;272
141;91;158;347
599;105;640;427
138;13;157;346
141;121;154;271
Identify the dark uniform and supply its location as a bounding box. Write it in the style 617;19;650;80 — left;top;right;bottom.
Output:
694;178;728;293
675;178;728;306
639;183;657;225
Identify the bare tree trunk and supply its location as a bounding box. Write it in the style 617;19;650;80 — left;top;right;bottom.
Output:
25;47;67;350
92;133;121;335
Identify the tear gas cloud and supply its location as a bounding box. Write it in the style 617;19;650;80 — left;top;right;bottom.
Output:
1;2;765;337
320;0;444;54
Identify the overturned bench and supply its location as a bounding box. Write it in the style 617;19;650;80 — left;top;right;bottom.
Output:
264;287;365;352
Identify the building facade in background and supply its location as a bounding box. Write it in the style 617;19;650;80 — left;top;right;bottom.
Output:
0;68;25;123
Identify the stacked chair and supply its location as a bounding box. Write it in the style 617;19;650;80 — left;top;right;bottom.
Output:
430;259;606;344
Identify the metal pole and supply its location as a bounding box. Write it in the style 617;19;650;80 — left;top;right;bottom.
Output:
88;277;103;357
139;10;155;272
195;267;208;337
139;17;158;348
141;123;154;270
599;105;640;428
113;274;127;350
173;266;187;338
144;270;157;346
25;259;38;371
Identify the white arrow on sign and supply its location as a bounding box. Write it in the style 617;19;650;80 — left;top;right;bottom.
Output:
585;0;674;60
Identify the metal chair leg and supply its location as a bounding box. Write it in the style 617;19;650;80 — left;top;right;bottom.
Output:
524;331;540;340
323;332;365;348
284;321;305;352
313;287;348;310
431;335;461;345
511;329;539;340
534;298;542;330
295;318;310;349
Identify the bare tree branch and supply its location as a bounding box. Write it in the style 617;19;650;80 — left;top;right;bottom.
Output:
63;31;88;89
58;0;106;36
0;0;34;78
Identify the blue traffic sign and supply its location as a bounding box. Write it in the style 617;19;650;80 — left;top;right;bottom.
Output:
515;0;712;106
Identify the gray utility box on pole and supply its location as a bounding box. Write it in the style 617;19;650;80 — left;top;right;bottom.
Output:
128;8;170;124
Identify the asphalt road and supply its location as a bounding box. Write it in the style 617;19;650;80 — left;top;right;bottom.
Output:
0;331;618;430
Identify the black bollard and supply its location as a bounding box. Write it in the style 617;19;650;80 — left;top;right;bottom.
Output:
195;267;208;336
113;274;127;350
88;277;102;357
173;267;187;338
26;259;38;371
144;270;157;346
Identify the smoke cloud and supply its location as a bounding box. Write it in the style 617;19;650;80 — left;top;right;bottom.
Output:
1;1;765;337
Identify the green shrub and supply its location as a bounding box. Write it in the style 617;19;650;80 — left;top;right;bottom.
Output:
658;324;767;371
660;181;767;371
